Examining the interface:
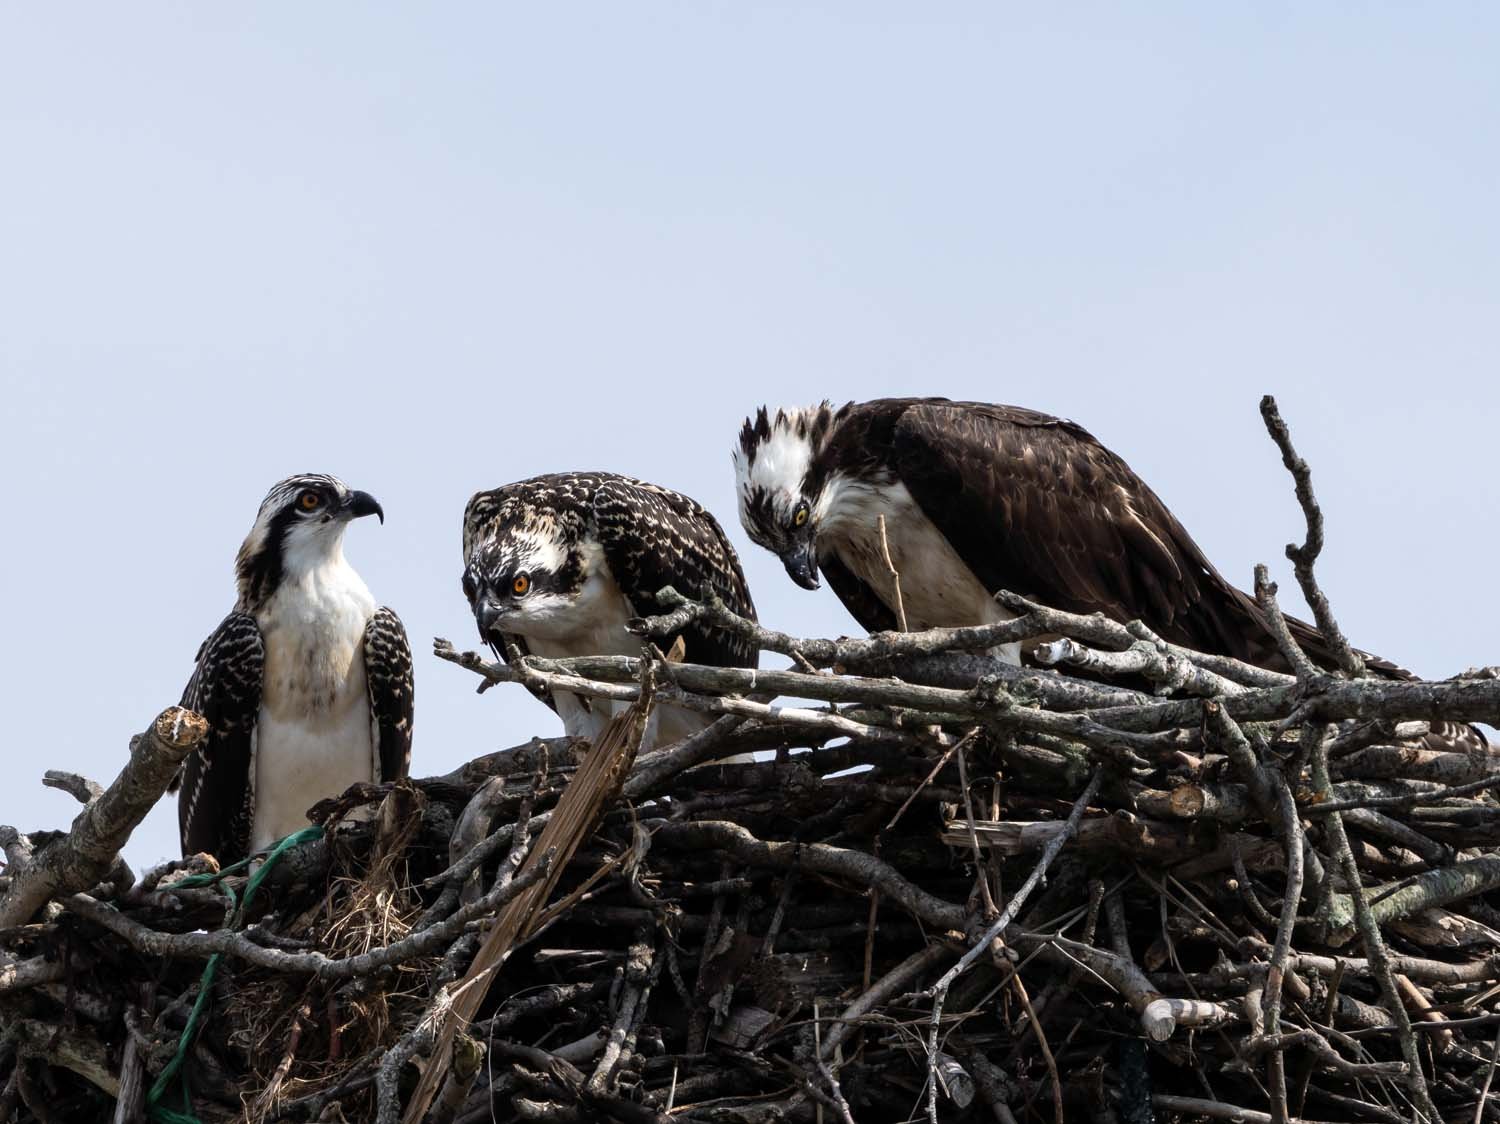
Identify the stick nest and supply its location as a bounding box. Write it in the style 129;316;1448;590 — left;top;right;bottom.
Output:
2;399;1499;1123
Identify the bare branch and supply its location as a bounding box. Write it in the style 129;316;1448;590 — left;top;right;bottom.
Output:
1259;394;1365;678
0;707;207;927
41;773;103;806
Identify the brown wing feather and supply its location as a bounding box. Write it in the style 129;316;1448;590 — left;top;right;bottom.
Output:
593;477;760;669
363;606;414;783
819;553;900;634
177;613;263;863
877;400;1298;669
839;398;1483;748
889;403;1256;648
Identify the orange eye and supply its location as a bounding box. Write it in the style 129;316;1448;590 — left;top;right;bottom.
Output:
299;491;322;510
512;574;530;596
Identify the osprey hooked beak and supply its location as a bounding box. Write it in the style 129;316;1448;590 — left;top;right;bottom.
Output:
475;595;505;639
782;541;820;591
344;490;385;524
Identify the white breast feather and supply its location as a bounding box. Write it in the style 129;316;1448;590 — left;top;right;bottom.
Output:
515;546;714;749
819;477;1022;664
251;555;378;852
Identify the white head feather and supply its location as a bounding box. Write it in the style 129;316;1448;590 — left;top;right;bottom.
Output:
733;405;829;550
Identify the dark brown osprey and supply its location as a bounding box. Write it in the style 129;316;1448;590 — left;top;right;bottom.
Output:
461;472;757;749
733;397;1454;683
175;474;414;865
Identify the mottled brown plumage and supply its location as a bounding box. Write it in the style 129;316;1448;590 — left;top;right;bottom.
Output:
363;605;415;784
177;612;262;861
462;472;758;734
839;399;1299;667
737;397;1458;684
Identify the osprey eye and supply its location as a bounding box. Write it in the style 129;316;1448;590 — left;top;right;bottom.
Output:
793;504;809;528
299;491;322;511
512;573;531;596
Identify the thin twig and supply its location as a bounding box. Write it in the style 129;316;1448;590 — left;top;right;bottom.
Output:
875;513;909;634
922;770;1103;1123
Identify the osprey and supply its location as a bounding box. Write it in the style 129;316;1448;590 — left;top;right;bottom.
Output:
175;474;414;864
461;472;758;748
734;397;1463;685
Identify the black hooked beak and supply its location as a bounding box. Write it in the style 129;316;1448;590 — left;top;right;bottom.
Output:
475;595;505;639
345;490;385;524
782;541;820;591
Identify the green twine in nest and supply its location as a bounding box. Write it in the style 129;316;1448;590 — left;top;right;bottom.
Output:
145;825;325;1124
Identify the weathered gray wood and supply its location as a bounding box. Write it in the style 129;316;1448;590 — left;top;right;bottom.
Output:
0;707;206;928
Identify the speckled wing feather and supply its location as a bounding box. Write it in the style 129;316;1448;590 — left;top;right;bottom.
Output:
592;477;760;670
364;606;414;782
177;612;263;863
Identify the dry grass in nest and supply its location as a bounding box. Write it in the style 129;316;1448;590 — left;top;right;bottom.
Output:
228;791;441;1122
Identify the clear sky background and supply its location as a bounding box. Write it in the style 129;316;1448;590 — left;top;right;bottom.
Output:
3;6;1497;870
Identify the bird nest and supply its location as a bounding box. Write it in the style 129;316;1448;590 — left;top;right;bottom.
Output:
3;413;1500;1123
222;801;438;1122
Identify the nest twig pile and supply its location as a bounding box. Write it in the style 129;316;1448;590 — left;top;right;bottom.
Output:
3;401;1500;1123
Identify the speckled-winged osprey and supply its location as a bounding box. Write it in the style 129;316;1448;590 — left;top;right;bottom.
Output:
175;474;414;864
733;397;1463;686
461;472;758;748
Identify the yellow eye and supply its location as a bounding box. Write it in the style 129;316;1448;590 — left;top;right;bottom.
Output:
793;505;809;527
299;491;322;511
512;574;530;596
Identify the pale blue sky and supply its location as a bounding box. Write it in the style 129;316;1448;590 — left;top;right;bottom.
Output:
3;6;1497;868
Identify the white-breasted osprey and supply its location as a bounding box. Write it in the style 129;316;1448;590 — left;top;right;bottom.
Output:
175;474;414;864
733;397;1455;682
461;472;758;748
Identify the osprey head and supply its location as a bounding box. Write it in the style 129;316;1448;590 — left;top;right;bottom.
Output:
461;505;588;645
733;404;836;591
235;474;383;607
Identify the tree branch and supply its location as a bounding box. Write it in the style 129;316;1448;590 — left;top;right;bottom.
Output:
0;707;207;928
